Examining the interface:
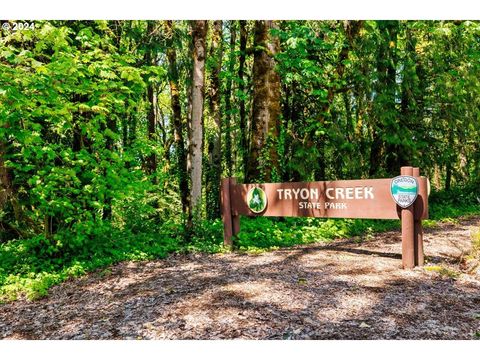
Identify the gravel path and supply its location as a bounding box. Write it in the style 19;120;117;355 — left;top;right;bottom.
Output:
1;217;479;339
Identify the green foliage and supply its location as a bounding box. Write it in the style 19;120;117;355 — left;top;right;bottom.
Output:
428;185;480;220
0;221;181;301
1;184;479;301
1;20;480;302
186;219;225;253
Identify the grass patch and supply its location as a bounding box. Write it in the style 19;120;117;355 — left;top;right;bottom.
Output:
234;217;398;251
424;265;460;279
468;228;480;260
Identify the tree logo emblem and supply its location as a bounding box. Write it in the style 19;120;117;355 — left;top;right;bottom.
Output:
390;176;418;208
247;187;268;213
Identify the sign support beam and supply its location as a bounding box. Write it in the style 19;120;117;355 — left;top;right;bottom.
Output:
221;178;233;247
401;166;415;269
231;178;241;239
221;177;240;247
413;167;426;266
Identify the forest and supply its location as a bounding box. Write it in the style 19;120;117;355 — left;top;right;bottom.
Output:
1;20;479;301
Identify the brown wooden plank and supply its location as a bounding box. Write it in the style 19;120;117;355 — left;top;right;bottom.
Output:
230;178;406;220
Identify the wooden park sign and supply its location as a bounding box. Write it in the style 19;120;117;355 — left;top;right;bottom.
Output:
221;166;429;269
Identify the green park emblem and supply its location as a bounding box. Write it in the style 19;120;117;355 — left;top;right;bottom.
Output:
390;176;418;208
247;187;268;213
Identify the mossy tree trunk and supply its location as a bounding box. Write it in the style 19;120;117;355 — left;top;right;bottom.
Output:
246;20;281;183
165;20;191;222
238;20;248;179
189;20;208;216
206;20;223;219
224;21;236;176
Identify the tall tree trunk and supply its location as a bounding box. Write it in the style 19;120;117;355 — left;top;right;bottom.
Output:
69;93;93;235
0;134;13;216
238;20;248;178
246;20;281;182
103;115;118;220
314;20;363;180
206;20;223;220
164;20;190;220
370;21;399;176
1;123;27;239
282;82;302;182
445;164;452;191
369;130;384;177
396;26;416;172
433;164;442;190
281;83;291;181
399;24;419;169
189;20;208;215
145;21;157;181
224;20;236;176
381;21;400;175
146;84;157;178
0;142;10;207
122;112;128;149
445;125;455;191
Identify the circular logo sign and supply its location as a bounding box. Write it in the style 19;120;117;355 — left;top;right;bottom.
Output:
247;187;268;213
390;175;418;208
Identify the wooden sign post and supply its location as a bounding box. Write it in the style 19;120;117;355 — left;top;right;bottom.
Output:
221;167;429;269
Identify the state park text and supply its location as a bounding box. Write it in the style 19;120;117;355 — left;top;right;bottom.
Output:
276;186;374;210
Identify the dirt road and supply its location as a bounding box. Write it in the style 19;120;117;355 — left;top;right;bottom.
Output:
1;217;479;339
